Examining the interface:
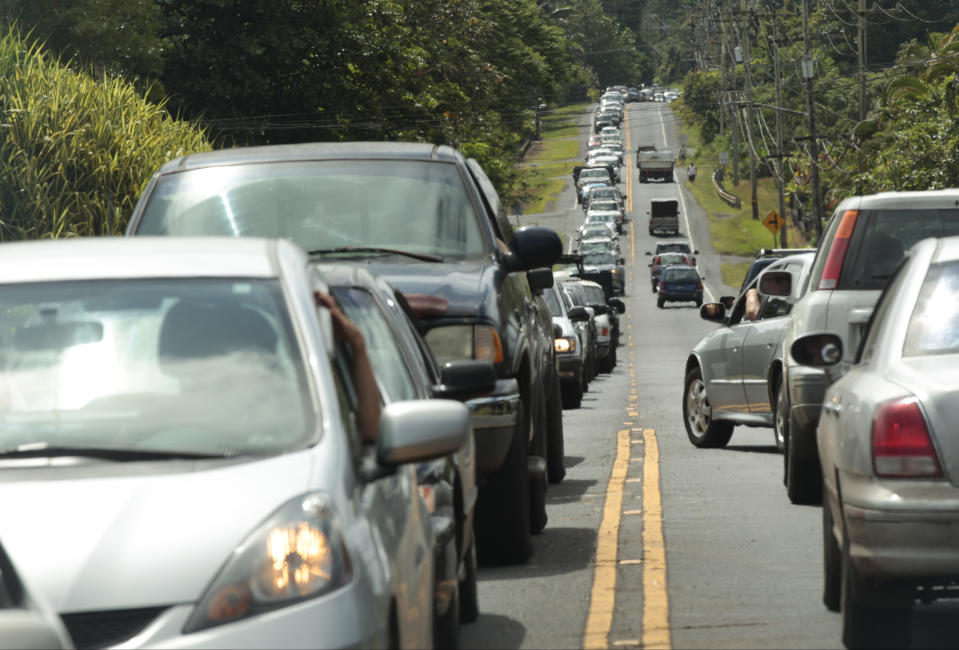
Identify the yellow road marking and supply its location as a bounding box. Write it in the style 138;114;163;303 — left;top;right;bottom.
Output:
582;427;631;650
643;428;671;649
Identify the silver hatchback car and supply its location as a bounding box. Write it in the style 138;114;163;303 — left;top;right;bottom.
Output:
0;237;468;649
792;236;959;649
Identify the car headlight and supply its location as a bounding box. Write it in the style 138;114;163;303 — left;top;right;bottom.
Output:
425;324;503;365
554;336;577;353
183;494;352;634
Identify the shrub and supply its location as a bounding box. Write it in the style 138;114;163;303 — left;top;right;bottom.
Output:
0;27;210;239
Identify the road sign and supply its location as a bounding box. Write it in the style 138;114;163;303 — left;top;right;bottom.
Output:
718;151;729;165
763;210;785;235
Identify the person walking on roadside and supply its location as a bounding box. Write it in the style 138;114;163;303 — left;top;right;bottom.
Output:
687;163;697;183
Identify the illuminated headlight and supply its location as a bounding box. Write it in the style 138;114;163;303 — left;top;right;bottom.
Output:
425;325;503;365
184;494;352;633
554;336;577;354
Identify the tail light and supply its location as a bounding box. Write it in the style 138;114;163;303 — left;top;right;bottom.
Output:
658;280;665;290
601;326;609;336
872;397;942;478
818;210;858;290
696;279;703;290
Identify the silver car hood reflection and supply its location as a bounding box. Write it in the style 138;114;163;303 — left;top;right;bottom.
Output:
0;452;314;614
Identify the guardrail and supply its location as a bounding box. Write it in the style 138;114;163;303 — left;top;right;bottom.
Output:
711;169;741;209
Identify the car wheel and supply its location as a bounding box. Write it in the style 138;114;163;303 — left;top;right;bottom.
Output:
682;366;734;448
657;295;665;308
561;373;583;409
528;386;548;535
458;539;479;623
651;281;657;293
434;545;460;650
695;297;702;307
546;372;566;484
786;432;823;505
840;532;912;649
474;399;532;566
599;346;616;373
773;376;788;453
823;500;841;612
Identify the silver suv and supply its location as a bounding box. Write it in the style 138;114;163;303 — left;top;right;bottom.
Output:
776;189;959;504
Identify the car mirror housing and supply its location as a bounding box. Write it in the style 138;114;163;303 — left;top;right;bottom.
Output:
505;226;562;272
376;400;470;466
526;268;554;293
567;306;589;322
432;360;496;401
759;270;792;297
608;298;626;314
591;304;609;315
700;303;726;323
790;333;843;367
553;323;563;338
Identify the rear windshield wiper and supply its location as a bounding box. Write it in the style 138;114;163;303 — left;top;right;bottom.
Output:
0;443;231;461
308;247;443;263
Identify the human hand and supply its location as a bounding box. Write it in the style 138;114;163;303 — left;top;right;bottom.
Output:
314;291;366;352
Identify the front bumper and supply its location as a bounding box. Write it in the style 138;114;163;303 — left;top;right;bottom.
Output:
467;378;520;477
841;471;959;584
558;355;584;381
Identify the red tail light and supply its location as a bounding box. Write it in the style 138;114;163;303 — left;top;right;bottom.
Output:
658;280;665;290
872;397;942;478
818;210;858;290
696;280;703;290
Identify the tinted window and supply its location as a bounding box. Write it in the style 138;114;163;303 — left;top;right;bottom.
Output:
903;260;959;357
841;208;959;290
137;160;488;259
543;287;563;316
663;268;699;283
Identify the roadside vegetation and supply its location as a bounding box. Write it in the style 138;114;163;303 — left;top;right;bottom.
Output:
514;103;587;216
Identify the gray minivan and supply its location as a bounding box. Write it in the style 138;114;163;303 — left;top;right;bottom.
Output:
771;189;959;504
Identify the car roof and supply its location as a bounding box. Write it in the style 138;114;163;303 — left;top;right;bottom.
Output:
837;188;959;210
0;237;289;284
153;141;463;175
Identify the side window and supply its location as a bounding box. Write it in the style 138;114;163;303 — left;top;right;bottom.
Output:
330;343;364;456
858;258;910;363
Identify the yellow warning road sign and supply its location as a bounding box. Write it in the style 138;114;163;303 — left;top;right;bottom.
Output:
763;210;785;235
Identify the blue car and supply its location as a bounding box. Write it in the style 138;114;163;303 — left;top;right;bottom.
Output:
656;265;703;308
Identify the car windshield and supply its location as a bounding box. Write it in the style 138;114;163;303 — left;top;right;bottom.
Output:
657;243;689;254
663;268;699;283
0;279;312;456
580;240;613;253
583;252;615;266
580;170;609;182
136;160;488;260
582;227;611;238
903;260;959;356
840;208;959;290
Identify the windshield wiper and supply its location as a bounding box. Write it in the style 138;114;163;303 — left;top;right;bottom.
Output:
0;443;231;461
308;247;443;263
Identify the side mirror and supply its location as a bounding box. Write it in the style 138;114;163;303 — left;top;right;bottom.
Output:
432;361;496;401
553;323;563;338
567;306;589;322
719;296;735;309
376;400;469;466
759;270;792;297
645;251;652;256
790;333;843;367
617;258;625;265
700;303;726;323
608;298;626;314
505;226;563;272
526;268;554;292
694;250;700;254
591;304;609;315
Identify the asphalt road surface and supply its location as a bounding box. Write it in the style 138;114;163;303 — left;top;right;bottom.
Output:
459;101;845;649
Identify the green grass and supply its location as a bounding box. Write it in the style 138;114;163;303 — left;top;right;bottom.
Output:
527;138;579;162
525;160;576;179
522;177;566;215
721;261;752;292
541;124;578;139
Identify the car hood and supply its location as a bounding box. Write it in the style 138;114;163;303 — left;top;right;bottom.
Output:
356;259;490;318
0;452;314;613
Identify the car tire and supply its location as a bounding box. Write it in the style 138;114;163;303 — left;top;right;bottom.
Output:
599;345;616;373
546;372;566;484
651;280;657;293
561;373;583;409
773;376;788;453
475;400;532;566
683;366;734;448
529;387;548;535
785;431;823;505
695;297;702;307
823;500;841;612
657;295;665;308
840;532;912;649
434;557;460;650
458;539;479;623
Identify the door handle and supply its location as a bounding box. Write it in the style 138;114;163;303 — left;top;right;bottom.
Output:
822;403;842;416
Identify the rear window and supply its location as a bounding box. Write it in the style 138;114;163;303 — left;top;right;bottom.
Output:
903;260;959;357
840;208;959;290
663;268;699;283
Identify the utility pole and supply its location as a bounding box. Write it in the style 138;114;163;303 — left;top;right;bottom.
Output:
721;9;740;184
739;5;758;220
802;0;823;243
857;0;867;121
771;13;788;247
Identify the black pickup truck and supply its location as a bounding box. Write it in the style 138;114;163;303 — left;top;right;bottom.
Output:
125;142;565;566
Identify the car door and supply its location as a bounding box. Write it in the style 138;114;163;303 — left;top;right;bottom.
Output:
698;291;752;412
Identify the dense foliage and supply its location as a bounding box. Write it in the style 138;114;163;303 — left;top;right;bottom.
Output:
0;28;209;239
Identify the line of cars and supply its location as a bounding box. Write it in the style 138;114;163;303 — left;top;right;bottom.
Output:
0;142;578;648
681;189;959;648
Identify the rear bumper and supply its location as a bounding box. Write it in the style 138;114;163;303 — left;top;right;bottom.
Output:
841;471;959;583
660;290;701;302
468;378;520;477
